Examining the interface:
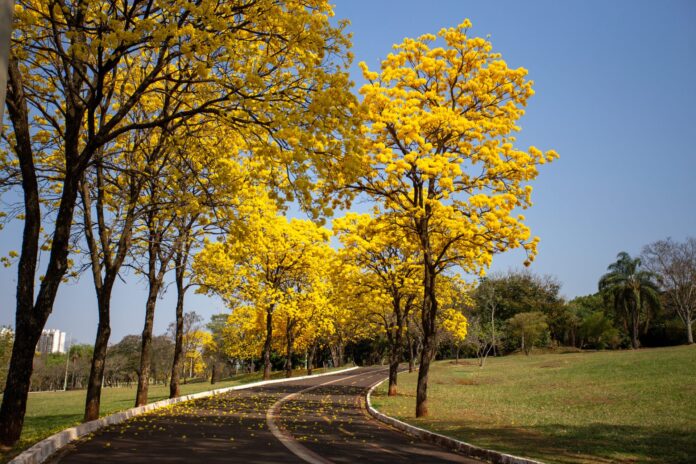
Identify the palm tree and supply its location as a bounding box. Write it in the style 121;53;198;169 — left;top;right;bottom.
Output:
599;252;661;349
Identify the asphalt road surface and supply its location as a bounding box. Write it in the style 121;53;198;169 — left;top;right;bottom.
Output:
49;367;481;463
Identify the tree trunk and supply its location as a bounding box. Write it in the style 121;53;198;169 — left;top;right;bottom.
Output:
631;308;640;349
329;345;339;367
307;344;316;376
210;362;217;385
388;356;399;396
84;297;111;421
406;330;415;373
169;262;185;398
388;313;406;396
522;333;528;355
263;305;273;380
0;320;43;445
284;327;293;378
687;320;694;344
329;341;344;368
416;260;438;418
416;337;435;418
0;57;86;446
135;283;159;406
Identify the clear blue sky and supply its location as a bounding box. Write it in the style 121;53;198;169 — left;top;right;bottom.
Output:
1;0;695;344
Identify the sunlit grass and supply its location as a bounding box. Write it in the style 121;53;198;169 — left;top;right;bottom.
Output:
372;345;696;464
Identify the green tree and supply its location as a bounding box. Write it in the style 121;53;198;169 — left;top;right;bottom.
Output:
473;271;564;344
599;252;661;349
579;312;621;349
506;311;548;355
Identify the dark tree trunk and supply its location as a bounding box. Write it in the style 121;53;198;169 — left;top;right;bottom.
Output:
169;259;185;398
136;282;159;406
284;324;294;378
84;298;111;421
406;331;415;373
0;58;86;445
210;362;218;385
307;343;316;376
329;342;344;368
388;357;399;396
416;336;436;418
630;303;640;349
81;170;134;422
388;309;406;396
0;320;43;445
416;259;438;418
263;306;273;380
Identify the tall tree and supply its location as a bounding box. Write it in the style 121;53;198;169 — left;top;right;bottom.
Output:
353;20;557;416
642;238;696;344
79;119;176;421
599;252;661;349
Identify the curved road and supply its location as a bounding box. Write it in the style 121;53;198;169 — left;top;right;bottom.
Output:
49;367;481;463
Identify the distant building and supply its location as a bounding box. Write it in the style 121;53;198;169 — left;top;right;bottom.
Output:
37;329;66;354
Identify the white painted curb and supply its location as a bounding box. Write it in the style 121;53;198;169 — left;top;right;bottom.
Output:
365;377;545;464
10;366;359;464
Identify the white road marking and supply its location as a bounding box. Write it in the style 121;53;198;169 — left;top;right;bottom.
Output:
265;369;387;464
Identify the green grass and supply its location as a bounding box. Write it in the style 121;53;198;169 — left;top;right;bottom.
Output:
1;366;340;462
372;345;696;464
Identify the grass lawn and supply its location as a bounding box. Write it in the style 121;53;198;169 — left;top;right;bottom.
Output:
372;345;696;464
1;366;339;462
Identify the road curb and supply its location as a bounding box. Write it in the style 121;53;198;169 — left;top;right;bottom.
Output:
365;377;544;464
10;366;359;464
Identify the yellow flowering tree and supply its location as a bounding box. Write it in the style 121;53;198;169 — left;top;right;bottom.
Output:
193;199;333;380
334;212;421;395
355;20;558;416
436;276;470;363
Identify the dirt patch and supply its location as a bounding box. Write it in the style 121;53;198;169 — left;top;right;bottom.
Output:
538;360;566;368
455;378;479;385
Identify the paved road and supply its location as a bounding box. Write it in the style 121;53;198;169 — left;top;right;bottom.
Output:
50;367;481;463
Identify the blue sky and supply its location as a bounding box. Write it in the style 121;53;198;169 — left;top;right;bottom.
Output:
1;0;695;344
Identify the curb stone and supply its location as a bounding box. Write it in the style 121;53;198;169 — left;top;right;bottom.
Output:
365;377;545;464
10;366;359;464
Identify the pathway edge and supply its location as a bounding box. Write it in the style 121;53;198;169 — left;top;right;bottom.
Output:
364;376;545;464
9;366;359;464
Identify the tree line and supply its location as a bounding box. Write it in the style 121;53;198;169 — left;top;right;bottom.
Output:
1;311;228;393
458;237;696;364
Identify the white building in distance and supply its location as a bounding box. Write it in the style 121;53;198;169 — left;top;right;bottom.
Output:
37;329;66;354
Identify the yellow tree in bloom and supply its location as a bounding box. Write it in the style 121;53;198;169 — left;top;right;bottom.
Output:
193;199;333;380
276;244;337;377
220;305;267;369
321;255;374;368
355;20;558;416
1;0;361;440
436;276;470;363
334;212;421;395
